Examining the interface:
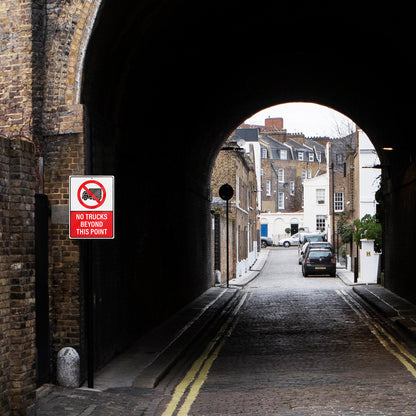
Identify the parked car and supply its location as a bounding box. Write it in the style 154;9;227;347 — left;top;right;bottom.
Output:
298;241;333;264
297;233;326;261
302;248;336;277
278;232;300;247
298;232;327;245
261;236;273;248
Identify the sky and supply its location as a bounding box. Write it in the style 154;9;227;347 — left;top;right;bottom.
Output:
244;102;355;138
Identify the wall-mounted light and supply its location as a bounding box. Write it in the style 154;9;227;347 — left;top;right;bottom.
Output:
382;147;394;151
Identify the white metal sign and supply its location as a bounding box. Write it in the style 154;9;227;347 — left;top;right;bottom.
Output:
69;175;114;239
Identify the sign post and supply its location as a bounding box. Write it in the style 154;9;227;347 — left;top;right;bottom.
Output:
69;175;114;388
219;183;234;288
69;176;114;239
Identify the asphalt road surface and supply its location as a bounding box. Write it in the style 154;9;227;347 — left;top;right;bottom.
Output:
155;247;416;416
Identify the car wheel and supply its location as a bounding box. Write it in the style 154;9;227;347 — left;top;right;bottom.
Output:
283;241;290;248
261;241;267;248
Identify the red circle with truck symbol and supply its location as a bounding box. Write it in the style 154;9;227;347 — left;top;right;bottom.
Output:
77;180;107;209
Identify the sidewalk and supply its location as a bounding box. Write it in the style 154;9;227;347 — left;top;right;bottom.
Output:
337;267;416;341
336;266;358;286
33;287;242;415
32;251;268;415
227;249;269;287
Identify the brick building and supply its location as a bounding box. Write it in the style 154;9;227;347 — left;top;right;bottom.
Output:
327;134;356;256
210;140;259;282
240;118;328;216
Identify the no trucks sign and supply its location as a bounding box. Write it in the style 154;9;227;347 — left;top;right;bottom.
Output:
69;176;114;239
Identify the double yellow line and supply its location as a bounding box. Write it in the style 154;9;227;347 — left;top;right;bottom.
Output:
162;292;248;416
336;289;416;379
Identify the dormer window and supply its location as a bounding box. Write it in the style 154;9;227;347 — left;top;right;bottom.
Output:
298;152;304;161
261;148;268;159
280;149;287;160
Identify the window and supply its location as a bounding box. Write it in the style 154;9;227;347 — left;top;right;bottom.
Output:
317;152;321;162
336;154;343;164
266;180;271;196
298;152;304;161
280;149;287;160
308;170;312;179
334;192;344;212
301;170;307;182
278;168;284;183
262;148;268;159
290;181;295;196
309;152;314;162
316;189;325;204
260;168;264;176
278;192;284;210
316;215;326;232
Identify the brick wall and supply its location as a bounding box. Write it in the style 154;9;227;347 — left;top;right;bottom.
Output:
0;2;33;139
2;0;96;406
43;129;86;374
0;136;36;415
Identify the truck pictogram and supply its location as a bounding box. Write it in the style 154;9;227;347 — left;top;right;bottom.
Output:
82;188;102;201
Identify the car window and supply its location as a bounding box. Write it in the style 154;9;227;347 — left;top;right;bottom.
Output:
309;243;330;248
308;250;332;259
305;235;324;242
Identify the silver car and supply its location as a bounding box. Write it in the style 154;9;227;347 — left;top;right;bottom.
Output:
261;236;274;248
278;233;300;248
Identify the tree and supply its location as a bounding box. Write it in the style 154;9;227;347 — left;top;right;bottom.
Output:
337;213;353;244
353;214;382;252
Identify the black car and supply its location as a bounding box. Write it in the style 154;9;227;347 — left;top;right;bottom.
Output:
298;241;333;264
302;248;336;277
297;233;326;261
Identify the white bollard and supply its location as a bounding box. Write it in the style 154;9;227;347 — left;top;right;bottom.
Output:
57;347;80;387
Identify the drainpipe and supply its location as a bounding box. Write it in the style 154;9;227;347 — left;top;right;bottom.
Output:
331;162;335;246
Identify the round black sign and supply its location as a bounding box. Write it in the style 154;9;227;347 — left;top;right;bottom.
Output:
219;183;234;201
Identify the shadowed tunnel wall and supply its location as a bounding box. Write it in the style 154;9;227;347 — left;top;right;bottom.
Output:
80;1;416;369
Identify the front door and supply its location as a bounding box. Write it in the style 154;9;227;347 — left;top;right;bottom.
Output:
291;223;298;235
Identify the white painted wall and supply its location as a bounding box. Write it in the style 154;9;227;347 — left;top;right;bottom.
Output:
358;130;380;218
260;212;304;244
303;173;330;236
359;239;380;283
242;141;262;211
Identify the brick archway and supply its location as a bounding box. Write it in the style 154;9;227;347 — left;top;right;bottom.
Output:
1;1;415;413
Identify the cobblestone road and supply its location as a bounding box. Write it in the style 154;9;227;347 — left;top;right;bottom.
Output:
156;248;416;415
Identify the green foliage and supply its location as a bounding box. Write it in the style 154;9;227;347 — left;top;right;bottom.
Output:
337;213;353;244
353;214;382;252
339;244;347;259
285;228;291;235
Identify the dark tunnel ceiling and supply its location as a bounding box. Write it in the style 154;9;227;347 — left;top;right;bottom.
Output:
82;1;413;152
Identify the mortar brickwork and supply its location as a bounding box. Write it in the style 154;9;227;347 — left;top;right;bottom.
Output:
0;0;99;412
0;1;33;138
43;132;86;373
0;136;36;415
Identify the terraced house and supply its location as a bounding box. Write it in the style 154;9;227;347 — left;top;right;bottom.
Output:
254;119;328;214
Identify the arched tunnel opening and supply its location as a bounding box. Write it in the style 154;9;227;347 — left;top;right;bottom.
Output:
80;0;416;373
